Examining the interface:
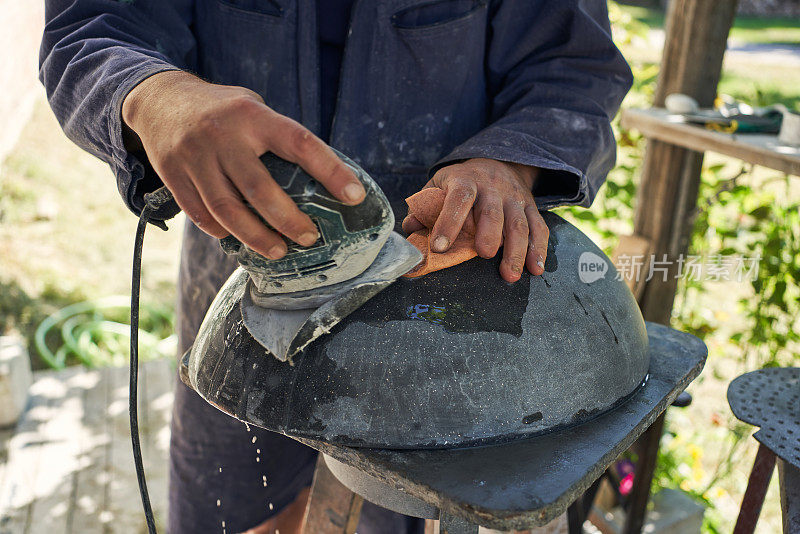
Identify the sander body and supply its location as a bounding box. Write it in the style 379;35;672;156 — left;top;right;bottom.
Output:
226;151;423;362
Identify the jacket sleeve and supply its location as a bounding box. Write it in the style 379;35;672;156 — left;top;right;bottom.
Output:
431;0;633;209
40;0;196;214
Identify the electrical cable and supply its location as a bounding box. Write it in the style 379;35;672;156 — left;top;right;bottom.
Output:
131;202;158;534
129;185;180;534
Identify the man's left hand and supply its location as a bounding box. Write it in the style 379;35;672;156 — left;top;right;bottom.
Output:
402;158;548;283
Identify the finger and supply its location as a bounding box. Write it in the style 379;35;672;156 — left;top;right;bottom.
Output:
500;201;529;283
430;177;477;253
161;174;228;238
223;154;318;247
401;178;437;234
191;165;288;259
425;173;443;189
255;114;365;205
525;205;549;276
474;192;504;258
402;214;425;234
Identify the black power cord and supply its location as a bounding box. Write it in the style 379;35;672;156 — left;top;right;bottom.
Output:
130;187;181;534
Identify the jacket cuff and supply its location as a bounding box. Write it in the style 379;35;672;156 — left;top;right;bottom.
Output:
430;137;590;210
107;62;182;215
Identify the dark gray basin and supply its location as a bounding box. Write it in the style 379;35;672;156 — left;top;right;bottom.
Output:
181;212;649;449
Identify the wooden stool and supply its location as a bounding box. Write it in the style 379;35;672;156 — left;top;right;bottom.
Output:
728;367;800;534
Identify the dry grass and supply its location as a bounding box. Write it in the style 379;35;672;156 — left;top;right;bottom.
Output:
0;93;183;367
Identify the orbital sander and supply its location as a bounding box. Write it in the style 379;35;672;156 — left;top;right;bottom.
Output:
216;151;422;362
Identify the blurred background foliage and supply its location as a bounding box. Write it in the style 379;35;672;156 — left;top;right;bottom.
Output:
553;3;800;532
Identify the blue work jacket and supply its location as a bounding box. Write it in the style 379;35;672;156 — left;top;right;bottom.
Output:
40;0;632;210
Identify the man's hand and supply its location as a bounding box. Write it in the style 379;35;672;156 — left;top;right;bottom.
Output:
121;71;366;259
402;158;548;283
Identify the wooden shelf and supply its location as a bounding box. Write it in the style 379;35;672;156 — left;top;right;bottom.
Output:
621;107;800;176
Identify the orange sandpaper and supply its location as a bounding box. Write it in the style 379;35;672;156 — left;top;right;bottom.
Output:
403;188;482;278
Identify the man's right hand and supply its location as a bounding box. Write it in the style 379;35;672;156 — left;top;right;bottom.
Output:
121;71;366;259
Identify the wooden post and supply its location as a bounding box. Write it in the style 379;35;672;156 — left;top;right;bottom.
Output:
611;234;652;300
301;455;364;534
633;0;738;325
622;1;739;532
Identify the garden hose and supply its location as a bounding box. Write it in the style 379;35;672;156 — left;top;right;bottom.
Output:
35;297;128;368
34;296;173;369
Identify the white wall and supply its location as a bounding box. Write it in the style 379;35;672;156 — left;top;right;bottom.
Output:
0;1;45;163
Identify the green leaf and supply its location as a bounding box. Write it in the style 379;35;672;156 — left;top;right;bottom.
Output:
749;206;772;220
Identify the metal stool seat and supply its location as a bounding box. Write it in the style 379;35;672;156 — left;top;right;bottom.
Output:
728;367;800;534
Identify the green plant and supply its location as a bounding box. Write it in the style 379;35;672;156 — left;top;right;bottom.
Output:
572;6;800;532
0;278;87;368
653;418;751;534
678;168;800;368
